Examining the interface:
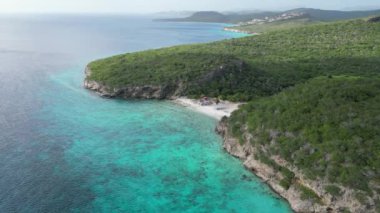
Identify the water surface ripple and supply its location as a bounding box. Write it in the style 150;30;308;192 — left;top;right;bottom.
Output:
0;15;291;212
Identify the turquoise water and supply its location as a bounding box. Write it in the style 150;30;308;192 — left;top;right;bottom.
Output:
0;15;291;212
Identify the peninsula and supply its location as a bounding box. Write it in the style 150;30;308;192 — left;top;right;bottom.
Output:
156;8;380;24
157;8;380;35
84;17;380;212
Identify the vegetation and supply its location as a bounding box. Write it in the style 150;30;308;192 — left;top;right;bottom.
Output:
156;9;380;24
279;167;295;190
89;19;380;101
255;150;295;190
227;12;380;34
289;8;380;21
325;185;342;197
296;183;322;204
88;18;380;206
229;76;380;193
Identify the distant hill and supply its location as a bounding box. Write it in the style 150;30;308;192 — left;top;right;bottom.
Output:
156;8;380;23
156;11;279;23
222;8;380;34
289;8;380;21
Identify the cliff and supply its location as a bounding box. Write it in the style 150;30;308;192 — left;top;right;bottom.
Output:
84;58;249;100
84;66;182;99
216;117;378;213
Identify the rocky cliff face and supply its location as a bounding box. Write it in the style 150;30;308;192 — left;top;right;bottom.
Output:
216;118;377;213
84;66;181;99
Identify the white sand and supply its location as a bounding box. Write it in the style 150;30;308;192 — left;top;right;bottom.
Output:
173;97;242;120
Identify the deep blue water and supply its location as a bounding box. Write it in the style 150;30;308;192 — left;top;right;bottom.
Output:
0;15;291;212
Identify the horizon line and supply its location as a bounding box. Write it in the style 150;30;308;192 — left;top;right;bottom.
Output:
0;7;379;16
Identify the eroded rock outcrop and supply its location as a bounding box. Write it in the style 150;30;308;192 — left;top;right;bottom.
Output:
216;117;378;213
84;66;181;99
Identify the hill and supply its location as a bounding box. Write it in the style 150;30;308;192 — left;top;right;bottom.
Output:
224;76;380;211
156;11;282;23
226;8;380;34
84;18;380;212
156;8;380;23
290;8;380;21
86;19;380;101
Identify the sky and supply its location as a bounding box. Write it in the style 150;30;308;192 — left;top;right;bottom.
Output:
1;0;380;14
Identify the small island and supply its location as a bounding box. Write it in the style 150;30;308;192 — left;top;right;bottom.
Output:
85;17;380;212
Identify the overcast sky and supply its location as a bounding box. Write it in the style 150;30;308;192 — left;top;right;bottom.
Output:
1;0;380;13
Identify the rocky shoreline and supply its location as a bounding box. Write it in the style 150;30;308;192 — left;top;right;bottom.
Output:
215;118;314;212
84;66;182;99
215;118;377;213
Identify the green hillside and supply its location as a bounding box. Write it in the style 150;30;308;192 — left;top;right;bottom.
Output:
88;19;380;101
86;17;380;211
228;76;380;195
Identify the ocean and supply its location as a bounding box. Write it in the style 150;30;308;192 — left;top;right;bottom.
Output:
0;14;291;212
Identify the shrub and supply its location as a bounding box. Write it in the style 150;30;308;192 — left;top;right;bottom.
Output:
325;185;342;197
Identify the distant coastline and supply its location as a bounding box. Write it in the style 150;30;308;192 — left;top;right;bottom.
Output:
223;27;259;35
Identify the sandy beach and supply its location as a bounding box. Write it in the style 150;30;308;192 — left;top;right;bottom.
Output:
173;97;242;120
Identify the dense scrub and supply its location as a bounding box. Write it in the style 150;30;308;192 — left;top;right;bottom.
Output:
87;17;380;209
228;76;380;194
88;19;380;101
